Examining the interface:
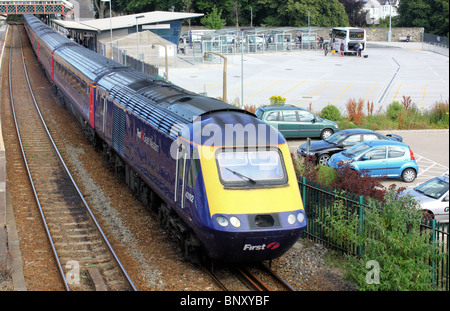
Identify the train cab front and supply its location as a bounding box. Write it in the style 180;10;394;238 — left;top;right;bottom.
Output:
191;113;307;262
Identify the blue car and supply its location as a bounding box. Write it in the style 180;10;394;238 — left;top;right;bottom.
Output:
327;140;419;182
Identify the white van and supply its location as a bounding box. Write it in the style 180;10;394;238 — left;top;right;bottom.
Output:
179;30;216;43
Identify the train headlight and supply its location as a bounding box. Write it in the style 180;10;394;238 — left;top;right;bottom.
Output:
230;216;241;228
287;213;296;225
297;212;305;223
216;216;229;227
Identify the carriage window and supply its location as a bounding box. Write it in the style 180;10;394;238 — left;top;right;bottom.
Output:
187;158;200;188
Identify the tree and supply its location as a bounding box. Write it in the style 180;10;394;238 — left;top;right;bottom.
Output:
397;0;449;36
201;5;226;29
338;0;367;27
257;0;348;27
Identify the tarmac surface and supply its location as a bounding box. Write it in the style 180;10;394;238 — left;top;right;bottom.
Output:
170;41;449;113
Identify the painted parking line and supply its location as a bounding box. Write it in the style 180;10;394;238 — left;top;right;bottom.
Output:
363;82;379;103
415;153;448;179
420;84;427;112
281;80;307;97
244;80;281;104
393;84;402;102
331;82;354;104
296;81;330;106
228;80;255;96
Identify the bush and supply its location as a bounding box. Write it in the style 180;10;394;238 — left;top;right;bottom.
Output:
321;191;443;291
428;100;449;127
345;98;364;125
330;163;387;202
386;101;403;121
317;165;337;185
269;95;286;106
321;104;341;121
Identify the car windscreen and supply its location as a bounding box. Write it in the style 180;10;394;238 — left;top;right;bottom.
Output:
342;143;371;158
414;177;449;199
325;131;348;144
216;148;288;187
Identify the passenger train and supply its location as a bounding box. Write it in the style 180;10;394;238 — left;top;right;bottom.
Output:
23;14;307;263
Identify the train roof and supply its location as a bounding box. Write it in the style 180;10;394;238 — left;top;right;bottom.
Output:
55;45;127;82
25;14;260;142
103;70;252;140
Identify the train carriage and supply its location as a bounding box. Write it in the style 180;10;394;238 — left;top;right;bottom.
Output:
23;14;307;263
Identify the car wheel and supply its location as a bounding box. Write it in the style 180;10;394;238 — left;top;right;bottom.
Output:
318;154;330;165
320;129;334;140
401;168;416;183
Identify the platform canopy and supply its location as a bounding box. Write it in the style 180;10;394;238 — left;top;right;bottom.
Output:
0;0;74;15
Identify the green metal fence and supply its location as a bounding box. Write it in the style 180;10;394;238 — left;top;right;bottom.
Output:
298;176;449;291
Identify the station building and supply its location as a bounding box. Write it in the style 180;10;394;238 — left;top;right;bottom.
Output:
51;11;203;52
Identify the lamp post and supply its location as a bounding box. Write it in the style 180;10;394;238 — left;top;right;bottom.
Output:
101;0;113;50
152;43;169;82
204;51;227;103
135;15;145;59
388;1;392;42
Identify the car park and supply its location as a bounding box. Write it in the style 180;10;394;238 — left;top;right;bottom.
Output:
402;173;449;223
255;105;339;139
297;128;403;165
327;140;419;182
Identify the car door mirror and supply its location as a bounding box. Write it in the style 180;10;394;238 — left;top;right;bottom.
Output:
361;156;369;161
444;195;449;202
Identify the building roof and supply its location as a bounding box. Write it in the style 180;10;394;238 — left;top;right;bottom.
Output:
52;11;204;33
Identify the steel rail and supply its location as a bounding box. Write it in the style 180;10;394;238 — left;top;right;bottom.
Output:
235;266;271;291
8;25;137;291
260;262;296;291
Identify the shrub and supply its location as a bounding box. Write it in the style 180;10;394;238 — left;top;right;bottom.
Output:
269;95;286;106
330;163;387;202
243;104;257;113
386;101;403;121
322;191;443;291
321;104;341;121
428;100;449;127
345;98;364;125
317;165;337;185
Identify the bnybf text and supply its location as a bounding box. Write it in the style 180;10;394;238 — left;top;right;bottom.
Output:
180;295;270;308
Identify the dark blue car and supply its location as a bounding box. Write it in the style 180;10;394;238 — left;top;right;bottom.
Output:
297;128;403;165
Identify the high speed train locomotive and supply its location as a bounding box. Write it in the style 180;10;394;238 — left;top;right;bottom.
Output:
23;14;307;262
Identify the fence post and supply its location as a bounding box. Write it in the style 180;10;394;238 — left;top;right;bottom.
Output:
302;176;307;210
358;195;364;256
431;218;436;288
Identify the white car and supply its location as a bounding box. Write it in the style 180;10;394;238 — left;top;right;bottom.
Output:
403;173;449;223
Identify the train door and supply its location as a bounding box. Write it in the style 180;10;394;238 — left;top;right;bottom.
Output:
175;143;187;209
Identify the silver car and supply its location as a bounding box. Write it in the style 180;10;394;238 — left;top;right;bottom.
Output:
403;173;449;223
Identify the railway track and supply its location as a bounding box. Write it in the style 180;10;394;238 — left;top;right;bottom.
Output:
204;262;296;291
7;25;136;291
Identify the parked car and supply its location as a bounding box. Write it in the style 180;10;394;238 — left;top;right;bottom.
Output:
255;105;339;139
297;128;403;165
327;140;419;182
402;173;449;223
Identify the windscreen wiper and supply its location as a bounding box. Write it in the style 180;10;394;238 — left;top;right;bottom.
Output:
226;168;256;184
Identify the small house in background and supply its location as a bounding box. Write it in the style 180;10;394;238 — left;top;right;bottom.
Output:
364;0;400;25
